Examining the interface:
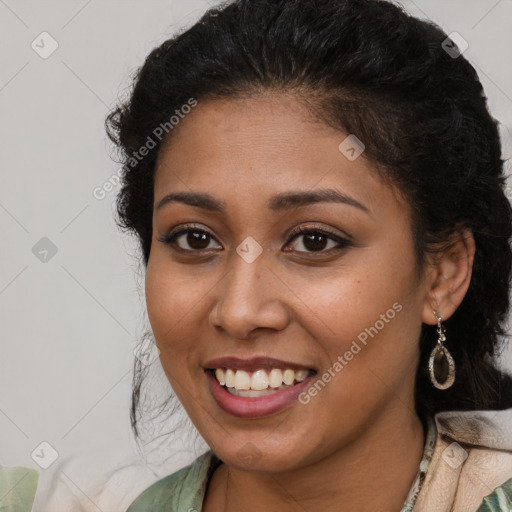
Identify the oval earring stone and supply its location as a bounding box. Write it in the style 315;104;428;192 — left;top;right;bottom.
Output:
429;344;455;390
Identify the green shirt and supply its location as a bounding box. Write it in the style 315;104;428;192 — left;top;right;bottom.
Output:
0;467;38;512
126;414;512;512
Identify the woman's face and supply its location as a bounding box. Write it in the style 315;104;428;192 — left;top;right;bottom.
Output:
146;94;430;472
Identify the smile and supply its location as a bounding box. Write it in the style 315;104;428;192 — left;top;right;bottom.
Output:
204;357;317;418
214;368;311;397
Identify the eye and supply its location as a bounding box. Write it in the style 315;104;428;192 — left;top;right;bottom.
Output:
285;226;352;254
158;226;222;252
158;224;351;254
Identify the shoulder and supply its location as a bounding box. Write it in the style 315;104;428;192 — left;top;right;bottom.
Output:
126;451;218;512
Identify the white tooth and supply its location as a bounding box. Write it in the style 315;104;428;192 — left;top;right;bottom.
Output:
268;369;283;388
215;368;225;386
295;369;308;382
234;370;251;390
227;388;282;397
283;369;295;386
251;370;269;390
225;369;235;388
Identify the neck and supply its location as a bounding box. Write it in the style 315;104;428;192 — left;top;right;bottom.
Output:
205;403;426;512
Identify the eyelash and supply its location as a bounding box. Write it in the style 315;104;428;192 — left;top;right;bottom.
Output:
157;224;352;255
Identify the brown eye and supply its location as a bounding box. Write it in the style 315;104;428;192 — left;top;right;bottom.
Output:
302;233;329;251
286;228;351;254
182;231;211;250
158;228;222;252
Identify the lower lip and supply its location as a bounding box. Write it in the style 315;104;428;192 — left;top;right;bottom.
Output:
206;371;315;419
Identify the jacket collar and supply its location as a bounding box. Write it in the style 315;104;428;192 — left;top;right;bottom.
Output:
433;407;512;451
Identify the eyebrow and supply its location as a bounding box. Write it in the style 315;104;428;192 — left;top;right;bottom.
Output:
156;188;371;215
269;189;371;214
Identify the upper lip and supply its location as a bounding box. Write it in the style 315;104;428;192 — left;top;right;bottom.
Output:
203;356;314;372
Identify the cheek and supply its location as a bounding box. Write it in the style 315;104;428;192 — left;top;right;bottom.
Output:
296;244;422;381
145;261;173;339
144;260;205;403
299;265;414;341
145;257;203;352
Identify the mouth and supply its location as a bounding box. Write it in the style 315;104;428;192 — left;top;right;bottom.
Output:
211;367;313;397
204;357;317;418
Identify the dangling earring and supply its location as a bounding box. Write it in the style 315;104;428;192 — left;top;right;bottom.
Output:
428;311;455;390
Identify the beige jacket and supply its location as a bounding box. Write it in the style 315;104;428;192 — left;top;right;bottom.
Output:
414;408;512;511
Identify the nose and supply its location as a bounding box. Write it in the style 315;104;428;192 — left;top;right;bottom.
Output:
209;253;290;339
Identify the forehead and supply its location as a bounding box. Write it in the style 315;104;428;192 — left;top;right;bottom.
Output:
153;94;404;217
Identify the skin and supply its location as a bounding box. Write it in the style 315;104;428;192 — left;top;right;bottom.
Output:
145;94;475;512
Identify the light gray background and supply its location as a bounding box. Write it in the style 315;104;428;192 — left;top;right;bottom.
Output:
1;1;512;510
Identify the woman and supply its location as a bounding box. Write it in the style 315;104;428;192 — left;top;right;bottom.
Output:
105;0;512;510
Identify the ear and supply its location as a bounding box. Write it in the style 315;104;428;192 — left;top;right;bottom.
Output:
421;228;476;325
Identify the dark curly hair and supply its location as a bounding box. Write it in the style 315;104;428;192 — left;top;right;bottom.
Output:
105;0;512;437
